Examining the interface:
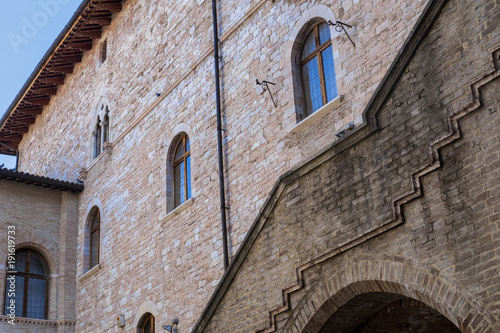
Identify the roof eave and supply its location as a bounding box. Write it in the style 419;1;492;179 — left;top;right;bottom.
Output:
0;168;84;192
0;0;93;131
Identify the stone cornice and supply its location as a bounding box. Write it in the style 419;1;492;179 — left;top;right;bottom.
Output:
0;315;76;326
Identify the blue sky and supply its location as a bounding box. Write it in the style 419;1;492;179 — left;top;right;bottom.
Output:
0;0;81;169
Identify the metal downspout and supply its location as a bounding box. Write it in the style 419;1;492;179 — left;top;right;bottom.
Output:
211;0;230;270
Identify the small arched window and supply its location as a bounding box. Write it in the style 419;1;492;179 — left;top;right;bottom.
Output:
301;22;338;116
173;134;191;208
137;313;155;333
3;249;49;319
103;110;110;143
92;103;110;159
93;116;102;158
89;208;100;269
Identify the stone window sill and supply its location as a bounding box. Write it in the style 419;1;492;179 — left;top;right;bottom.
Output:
85;142;114;172
289;95;343;134
0;315;75;326
160;198;194;223
79;264;101;282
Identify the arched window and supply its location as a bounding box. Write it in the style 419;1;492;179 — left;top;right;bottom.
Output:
173;133;191;208
3;249;49;319
137;313;155;333
93;116;102;158
89;208;100;269
92;103;110;159
103;110;110;143
301;21;338;116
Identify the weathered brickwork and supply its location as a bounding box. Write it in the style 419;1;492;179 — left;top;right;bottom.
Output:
5;0;438;331
0;179;79;332
0;0;497;331
199;0;500;331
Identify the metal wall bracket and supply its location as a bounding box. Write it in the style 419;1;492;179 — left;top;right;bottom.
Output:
256;79;277;107
335;121;355;138
328;20;355;47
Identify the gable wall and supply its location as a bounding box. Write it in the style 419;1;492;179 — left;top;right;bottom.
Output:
201;0;500;331
6;0;470;331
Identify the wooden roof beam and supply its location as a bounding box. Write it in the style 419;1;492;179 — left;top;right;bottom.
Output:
1;134;23;142
49;64;74;74
34;86;58;95
100;2;122;12
14;117;37;125
20;106;44;115
27;96;51;106
58;53;83;63
0;146;16;154
67;40;93;51
75;27;102;39
38;75;65;85
9;126;30;134
86;15;112;26
0;0;125;145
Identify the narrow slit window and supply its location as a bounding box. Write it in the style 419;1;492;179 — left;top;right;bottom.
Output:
173;134;191;208
93;116;102;158
89;208;100;268
92;103;111;160
101;39;107;64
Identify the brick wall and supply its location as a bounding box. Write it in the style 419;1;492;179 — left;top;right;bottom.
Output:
199;0;500;331
0;180;79;332
5;0;497;332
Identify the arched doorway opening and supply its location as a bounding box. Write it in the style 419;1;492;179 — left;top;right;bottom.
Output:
318;292;460;333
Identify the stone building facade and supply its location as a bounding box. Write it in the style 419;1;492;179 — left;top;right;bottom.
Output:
0;0;499;332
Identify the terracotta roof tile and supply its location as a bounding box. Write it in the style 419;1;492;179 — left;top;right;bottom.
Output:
0;167;84;192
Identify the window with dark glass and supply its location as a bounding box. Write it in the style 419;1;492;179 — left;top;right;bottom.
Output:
173;134;191;208
101;39;107;64
301;22;338;116
3;249;49;319
138;313;155;333
92;104;110;159
89;208;100;268
93;116;102;158
103;110;110;143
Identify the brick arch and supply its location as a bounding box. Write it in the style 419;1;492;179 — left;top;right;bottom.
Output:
284;257;498;333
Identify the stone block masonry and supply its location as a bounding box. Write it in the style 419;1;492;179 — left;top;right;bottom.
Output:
196;0;500;331
3;0;497;331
